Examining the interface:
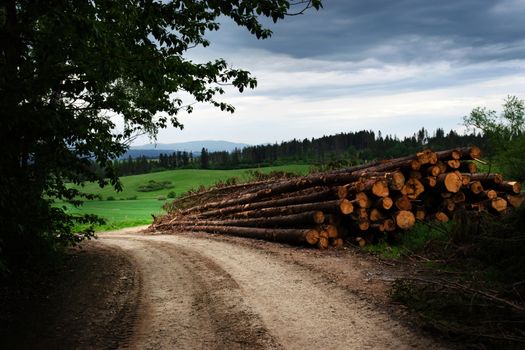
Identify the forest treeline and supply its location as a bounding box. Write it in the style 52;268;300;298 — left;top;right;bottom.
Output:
115;127;487;176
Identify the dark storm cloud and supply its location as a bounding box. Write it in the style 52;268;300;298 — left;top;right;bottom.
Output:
209;0;525;63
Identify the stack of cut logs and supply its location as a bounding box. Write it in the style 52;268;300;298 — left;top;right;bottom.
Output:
152;147;524;249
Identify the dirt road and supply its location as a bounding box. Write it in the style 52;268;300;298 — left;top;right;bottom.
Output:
92;228;446;350
2;227;448;349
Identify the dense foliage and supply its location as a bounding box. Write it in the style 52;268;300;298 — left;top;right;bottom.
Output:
464;96;525;180
0;0;322;271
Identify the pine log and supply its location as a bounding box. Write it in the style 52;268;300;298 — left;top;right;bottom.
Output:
318;236;330;249
437;171;463;193
355;192;369;207
356;220;370;231
481;197;508;213
394;210;416;230
452;191;466;204
446;159;461;169
232;199;354;219
441;199;455;212
369;208;384;222
370;222;385;232
494;181;522;194
458;146;481;160
468;181;484;195
505;193;525;208
325;214;342;226
383;218;397;231
355;237;367;247
394;195;413;211
461;173;471;186
414;206;426;221
409;171;422;180
470;173;503;185
459;162;477;173
356;178;389;197
376;197;394;210
330;238;344;249
320;224;339;238
401;178;425;199
435;149;462;160
477;189;498;200
434;212;449;222
425;165;442;177
436;161;448;174
186;225;321;246
422;176;437;188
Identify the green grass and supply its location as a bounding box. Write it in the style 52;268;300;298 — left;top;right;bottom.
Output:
65;164;310;232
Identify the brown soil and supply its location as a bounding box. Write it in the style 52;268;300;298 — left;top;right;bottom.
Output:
1;227;451;349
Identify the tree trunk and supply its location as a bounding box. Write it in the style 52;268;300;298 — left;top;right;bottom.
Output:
232;199;354;219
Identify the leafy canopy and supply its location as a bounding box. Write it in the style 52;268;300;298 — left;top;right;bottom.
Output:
0;0;322;268
464;96;525;180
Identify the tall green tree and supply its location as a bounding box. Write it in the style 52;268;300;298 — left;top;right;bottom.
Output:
464;96;525;180
0;0;322;269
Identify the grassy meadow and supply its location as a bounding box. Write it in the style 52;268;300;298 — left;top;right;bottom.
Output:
65;164;310;231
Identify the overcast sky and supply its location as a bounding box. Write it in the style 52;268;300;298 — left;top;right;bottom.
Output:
134;0;525;146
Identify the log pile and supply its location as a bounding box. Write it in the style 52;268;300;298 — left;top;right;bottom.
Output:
152;147;524;249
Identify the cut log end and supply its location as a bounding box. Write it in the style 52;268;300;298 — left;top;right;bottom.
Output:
394;210;416;230
306;229;320;245
317;236;329;250
439;172;462;193
339;199;354;215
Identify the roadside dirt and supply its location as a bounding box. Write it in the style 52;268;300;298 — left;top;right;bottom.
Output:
2;227;450;349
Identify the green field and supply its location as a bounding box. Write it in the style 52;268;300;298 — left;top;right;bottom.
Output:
65;164;310;231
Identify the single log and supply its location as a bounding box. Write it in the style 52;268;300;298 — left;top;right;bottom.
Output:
352;208;369;221
349;198;368;209
318;236;330;249
232;199;353;219
476;189;498;200
355;237;367;247
394;211;416;230
470;173;503;185
322;224;339;238
355;192;369;207
186;225;321;246
441;199;455;212
376;197;394;210
494;181;522;194
401;178;425;199
369;208;384;222
481;197;508;213
425;165;442;177
459;162;477;173
505;193;525;208
409;171;422;180
356;220;370;231
468;181;484;195
461;173;471;186
330;238;344;249
436;149;462;160
437;171;462;193
319;229;329;239
370;222;385;232
422;176;437;188
452;191;466;204
458;146;481;160
434;212;449;222
414;205;426;221
175;211;326;228
383;218;397;231
447;159;461;169
436;161;448;174
394;195;412;211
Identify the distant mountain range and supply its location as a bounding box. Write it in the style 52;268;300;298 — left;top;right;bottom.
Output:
121;140;250;159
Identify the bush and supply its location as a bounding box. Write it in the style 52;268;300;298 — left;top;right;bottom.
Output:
137;180;173;192
157;195;166;201
106;196;115;201
167;191;176;198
